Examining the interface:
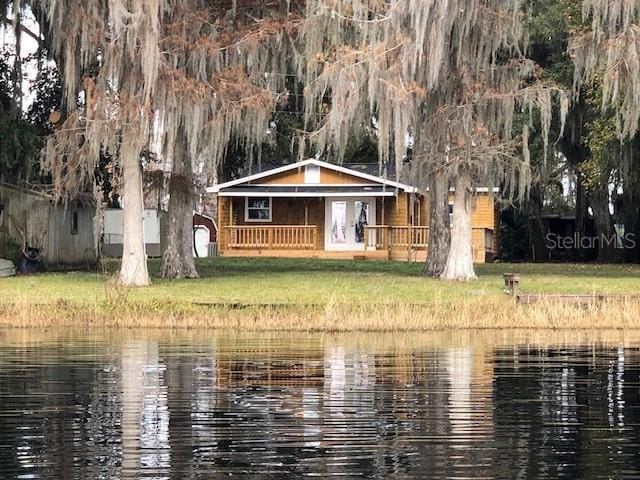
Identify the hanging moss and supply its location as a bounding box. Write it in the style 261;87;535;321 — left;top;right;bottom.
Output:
299;0;568;199
4;0;304;200
570;0;640;139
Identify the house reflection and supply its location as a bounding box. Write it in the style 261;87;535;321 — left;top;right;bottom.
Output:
6;333;640;479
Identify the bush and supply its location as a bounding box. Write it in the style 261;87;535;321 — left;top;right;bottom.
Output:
2;237;21;262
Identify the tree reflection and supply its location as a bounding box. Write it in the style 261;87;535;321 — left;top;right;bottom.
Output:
0;333;640;479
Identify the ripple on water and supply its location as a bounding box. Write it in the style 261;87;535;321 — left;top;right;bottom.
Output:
0;330;639;479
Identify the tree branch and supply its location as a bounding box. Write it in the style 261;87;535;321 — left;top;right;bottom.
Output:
1;15;43;45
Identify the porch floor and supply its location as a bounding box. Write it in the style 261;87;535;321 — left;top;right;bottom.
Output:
218;249;429;262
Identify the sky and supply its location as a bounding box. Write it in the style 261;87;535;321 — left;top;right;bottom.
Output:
1;6;45;109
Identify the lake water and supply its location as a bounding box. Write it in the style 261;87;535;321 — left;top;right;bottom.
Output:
1;329;640;479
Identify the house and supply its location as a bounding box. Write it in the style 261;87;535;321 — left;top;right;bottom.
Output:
0;182;97;268
208;159;497;262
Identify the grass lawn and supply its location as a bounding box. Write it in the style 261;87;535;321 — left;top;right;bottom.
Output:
2;257;640;307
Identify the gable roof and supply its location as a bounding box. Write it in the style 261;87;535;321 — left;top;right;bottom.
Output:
207;159;418;194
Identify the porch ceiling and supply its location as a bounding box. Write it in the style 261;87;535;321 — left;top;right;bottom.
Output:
218;186;397;197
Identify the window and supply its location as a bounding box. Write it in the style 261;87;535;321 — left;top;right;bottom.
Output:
304;165;320;184
448;203;453;227
71;210;79;235
245;197;272;222
0;204;4;228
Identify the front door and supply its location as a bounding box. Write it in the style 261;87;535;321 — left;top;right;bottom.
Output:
325;198;376;250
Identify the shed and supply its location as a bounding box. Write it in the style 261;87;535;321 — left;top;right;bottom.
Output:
0;182;97;268
102;208;162;257
193;213;217;243
102;209;218;258
193;212;218;257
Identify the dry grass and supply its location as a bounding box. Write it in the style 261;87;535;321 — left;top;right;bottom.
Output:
2;258;640;331
2;296;640;331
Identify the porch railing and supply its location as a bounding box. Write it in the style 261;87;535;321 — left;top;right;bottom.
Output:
224;226;317;250
364;226;430;250
365;226;494;260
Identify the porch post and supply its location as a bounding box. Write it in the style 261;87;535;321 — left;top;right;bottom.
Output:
229;199;234;248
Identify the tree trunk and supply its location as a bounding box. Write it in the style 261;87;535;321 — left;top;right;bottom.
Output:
441;167;477;281
528;184;548;262
119;147;151;286
423;167;450;277
160;129;198;279
621;152;640;263
622;185;640;263
575;175;588;242
589;186;619;263
559;130;592;260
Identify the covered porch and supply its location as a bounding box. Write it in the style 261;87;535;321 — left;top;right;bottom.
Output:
219;224;494;262
216;195;495;262
211;159;498;263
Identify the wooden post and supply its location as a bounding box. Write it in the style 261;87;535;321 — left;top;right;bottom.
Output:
503;273;520;295
386;227;391;253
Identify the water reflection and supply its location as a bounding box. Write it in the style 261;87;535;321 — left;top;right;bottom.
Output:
1;330;640;478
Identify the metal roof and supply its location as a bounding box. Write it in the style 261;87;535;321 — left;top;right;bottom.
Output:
209;159;417;194
240;161;398;179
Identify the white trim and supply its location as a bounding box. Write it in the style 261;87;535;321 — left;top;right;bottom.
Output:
220;191;396;198
325;197;376;251
193;210;218;233
252;183;376;188
193;210;215;222
244;196;273;222
206;159;418;193
446;187;501;193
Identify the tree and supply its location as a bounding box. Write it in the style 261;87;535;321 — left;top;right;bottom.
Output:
0;45;61;184
567;2;640;263
300;0;567;280
3;0;304;285
160;124;198;279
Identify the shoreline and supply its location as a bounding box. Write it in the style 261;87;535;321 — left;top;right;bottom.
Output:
2;296;640;331
3;258;640;331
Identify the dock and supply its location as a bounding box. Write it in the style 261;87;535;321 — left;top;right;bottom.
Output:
503;273;640;305
516;293;640;305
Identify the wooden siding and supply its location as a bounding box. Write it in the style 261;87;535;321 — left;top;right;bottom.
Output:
471;195;495;230
382;193;410;226
257;169;305;185
416;193;494;230
255;166;376;185
218;196;325;250
320;168;376;184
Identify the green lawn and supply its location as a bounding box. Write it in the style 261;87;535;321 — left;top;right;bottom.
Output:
2;257;640;306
